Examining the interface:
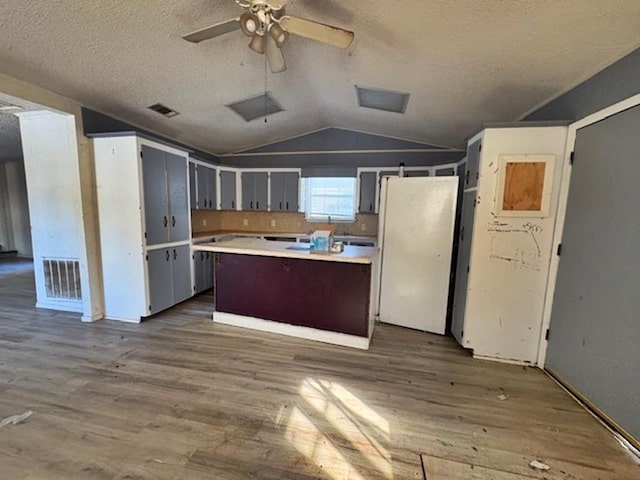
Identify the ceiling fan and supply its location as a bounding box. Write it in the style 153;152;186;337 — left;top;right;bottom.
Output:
182;0;355;74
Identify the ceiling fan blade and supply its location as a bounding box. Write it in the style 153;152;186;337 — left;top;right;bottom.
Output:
279;15;354;49
183;18;240;43
266;35;286;73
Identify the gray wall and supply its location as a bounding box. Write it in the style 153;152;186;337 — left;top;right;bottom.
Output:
525;48;640;122
218;128;464;169
0;160;32;257
530;48;640;443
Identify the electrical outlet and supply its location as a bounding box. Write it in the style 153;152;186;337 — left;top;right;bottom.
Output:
243;218;249;226
270;219;276;227
361;223;367;231
202;219;207;226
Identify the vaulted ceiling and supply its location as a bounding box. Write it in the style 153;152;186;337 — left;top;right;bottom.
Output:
1;0;639;155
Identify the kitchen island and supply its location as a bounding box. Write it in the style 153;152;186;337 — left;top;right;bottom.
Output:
194;237;378;349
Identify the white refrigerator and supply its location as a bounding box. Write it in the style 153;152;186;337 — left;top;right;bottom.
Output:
377;176;458;334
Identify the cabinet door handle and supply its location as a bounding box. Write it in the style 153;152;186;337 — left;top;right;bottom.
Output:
465;171;469;185
172;216;176;227
165;250;170;261
173;249;177;260
460;226;465;242
256;201;259;210
280;201;283;210
286;201;288;210
369;202;373;212
250;200;253;209
232;201;235;209
163;216;168;228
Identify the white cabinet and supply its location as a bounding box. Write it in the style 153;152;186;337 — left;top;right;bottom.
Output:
93;135;192;322
451;126;568;364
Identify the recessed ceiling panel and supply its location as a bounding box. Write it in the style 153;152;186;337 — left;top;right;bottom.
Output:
227;93;284;122
356;86;410;114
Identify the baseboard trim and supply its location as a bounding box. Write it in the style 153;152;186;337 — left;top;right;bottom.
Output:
81;312;104;323
36;300;82;314
213;311;371;350
545;366;639;454
473;354;532;366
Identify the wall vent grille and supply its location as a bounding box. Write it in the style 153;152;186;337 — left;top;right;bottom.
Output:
43;258;82;300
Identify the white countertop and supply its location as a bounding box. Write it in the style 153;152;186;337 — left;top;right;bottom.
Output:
193;237;377;264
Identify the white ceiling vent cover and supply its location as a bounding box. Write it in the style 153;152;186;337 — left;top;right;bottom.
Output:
356;86;410;114
227;93;283;122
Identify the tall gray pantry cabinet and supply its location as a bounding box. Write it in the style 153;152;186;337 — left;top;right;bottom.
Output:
93;135;193;323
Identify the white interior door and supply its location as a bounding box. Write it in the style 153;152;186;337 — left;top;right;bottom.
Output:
378;177;458;334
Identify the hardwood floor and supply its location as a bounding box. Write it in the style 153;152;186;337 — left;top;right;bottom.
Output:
0;266;637;479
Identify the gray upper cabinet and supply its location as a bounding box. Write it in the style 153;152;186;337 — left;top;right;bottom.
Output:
436;167;455;176
220;170;237;210
359;172;377;213
241;172;268;211
142;146;169;246
271;172;299;212
196;165;216;209
166;153;189;242
405;170;430;177
188;162;197;209
142;145;188;246
465;140;481;188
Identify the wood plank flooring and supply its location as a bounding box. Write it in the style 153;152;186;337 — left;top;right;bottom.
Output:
0;264;638;479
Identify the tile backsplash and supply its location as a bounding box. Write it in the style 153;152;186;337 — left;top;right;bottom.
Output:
192;210;378;237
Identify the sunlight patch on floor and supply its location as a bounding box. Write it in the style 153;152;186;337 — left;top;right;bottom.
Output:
284;378;393;479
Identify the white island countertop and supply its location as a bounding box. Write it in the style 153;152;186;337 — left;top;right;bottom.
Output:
193;237;377;265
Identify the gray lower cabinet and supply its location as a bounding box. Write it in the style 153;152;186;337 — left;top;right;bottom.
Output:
359;172;377;213
405;170;430;177
435;167;455;176
147;245;192;315
220;171;237;210
141;145;189;246
270;172;299;211
196;165;216;209
241;172;268;211
193;250;214;294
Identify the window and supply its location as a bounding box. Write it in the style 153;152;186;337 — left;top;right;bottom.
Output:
301;177;357;222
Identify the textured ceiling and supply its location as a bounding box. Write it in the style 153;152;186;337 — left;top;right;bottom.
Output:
0;0;639;155
0;113;23;162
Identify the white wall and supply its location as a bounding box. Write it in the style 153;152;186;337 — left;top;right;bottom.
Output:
0;160;32;256
0;71;103;321
18;111;99;319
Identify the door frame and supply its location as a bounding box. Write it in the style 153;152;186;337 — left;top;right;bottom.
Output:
536;92;640;367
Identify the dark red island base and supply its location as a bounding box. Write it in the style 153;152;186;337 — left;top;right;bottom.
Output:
214;253;372;338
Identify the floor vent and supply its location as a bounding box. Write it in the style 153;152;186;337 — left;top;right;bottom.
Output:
43;258;82;300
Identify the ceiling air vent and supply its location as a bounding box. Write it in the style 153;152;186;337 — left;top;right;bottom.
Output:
148;103;180;118
227;92;283;122
355;86;410;114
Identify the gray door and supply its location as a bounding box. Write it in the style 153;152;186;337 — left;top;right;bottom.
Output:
241;172;255;210
147;248;173;314
451;190;476;343
546;105;640;441
189;162;197;209
465;140;481;188
166;153;189;242
171;245;192;304
220;171;236;210
359;172;377;213
141;146;168;246
270;172;285;211
254;172;268;211
206;167;217;210
283;172;299;212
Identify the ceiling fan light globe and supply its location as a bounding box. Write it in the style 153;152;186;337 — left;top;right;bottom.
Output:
269;23;289;48
240;12;260;36
249;34;266;54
